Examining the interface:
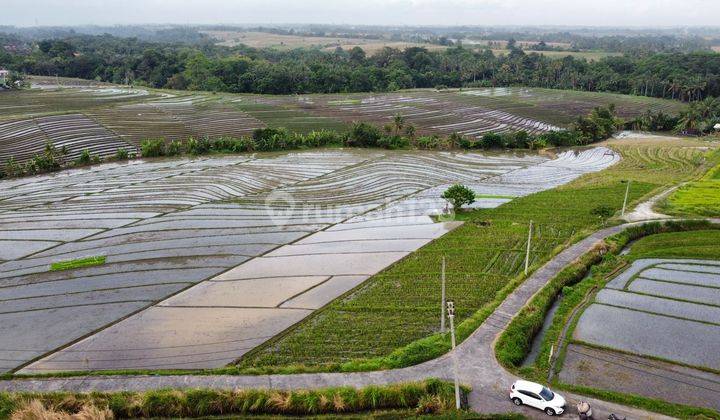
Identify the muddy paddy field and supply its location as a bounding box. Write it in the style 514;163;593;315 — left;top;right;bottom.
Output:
0;78;683;165
0;145;618;373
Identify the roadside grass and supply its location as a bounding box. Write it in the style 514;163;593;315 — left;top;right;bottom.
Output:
238;141;715;372
664;161;720;217
0;379;471;419
49;255;106;271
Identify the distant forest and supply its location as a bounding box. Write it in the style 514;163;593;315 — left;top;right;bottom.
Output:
2;31;720;100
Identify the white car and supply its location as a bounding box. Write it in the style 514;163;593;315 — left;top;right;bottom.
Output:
509;380;566;416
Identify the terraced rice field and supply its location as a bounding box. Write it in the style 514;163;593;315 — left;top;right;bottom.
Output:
575;258;720;370
0;78;682;165
0;147;617;373
242;136;716;369
561;230;720;411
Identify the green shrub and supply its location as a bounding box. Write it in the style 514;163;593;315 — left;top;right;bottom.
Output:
305;129;344;148
140;138;166;157
4;157;22;177
23;142;66;174
166;140;183;156
253;128;290;151
377;135;410;150
114;148;130;160
229;137;255;152
441;184;476;211
416;135;441;149
76;149;92;165
481;133;505;148
538;130;581;147
347;121;383;147
187;137;212;155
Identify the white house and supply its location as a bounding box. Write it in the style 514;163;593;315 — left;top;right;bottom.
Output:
714;123;720;131
0;70;9;84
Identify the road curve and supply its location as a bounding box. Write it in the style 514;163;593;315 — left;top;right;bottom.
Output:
0;220;695;419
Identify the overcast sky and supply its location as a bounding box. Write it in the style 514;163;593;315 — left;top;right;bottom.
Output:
4;0;720;28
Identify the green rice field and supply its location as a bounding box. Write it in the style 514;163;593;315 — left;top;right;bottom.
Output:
665;161;720;217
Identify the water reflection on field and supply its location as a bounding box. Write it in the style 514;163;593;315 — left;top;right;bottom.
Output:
0;147;618;372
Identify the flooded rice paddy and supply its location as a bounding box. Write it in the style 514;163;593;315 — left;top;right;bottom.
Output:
574;258;720;370
0;79;681;166
0;147;618;372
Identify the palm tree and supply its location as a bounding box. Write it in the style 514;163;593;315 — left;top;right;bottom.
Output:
392;113;406;136
698;97;719;119
676;103;702;133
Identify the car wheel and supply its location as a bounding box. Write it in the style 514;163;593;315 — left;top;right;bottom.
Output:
545;407;556;416
512;397;522;406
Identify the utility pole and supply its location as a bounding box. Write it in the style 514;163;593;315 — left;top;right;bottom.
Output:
621;180;631;216
524;220;533;275
447;301;461;410
440;257;446;333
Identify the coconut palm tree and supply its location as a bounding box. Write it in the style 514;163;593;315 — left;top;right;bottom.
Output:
392;113;406;136
676;103;702;133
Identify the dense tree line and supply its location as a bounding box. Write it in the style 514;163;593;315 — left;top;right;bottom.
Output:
3;34;720;100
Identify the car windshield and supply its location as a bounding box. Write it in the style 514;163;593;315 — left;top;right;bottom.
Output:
540;387;554;401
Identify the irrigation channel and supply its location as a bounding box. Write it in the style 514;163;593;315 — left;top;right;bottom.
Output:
0;147;618;374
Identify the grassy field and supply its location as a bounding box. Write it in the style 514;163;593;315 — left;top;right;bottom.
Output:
664;161;720;217
239;137;717;371
202;30;447;54
627;229;720;260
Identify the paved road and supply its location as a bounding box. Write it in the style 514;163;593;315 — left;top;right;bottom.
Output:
0;221;682;419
